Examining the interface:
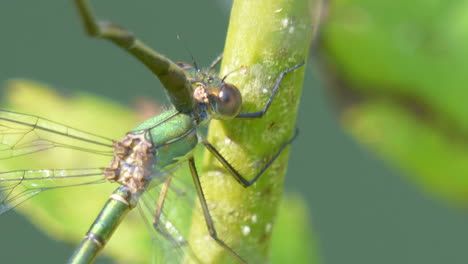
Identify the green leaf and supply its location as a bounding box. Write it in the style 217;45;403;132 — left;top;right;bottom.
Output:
322;0;468;205
271;194;321;264
1;80;152;263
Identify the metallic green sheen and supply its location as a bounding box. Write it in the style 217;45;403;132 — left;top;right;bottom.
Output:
67;188;131;264
185;68;224;95
87;188;131;241
68;238;100;264
70;108;199;263
131;108;199;171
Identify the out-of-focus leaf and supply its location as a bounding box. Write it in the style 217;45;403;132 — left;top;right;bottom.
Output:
321;0;468;205
271;193;320;264
1;80;152;263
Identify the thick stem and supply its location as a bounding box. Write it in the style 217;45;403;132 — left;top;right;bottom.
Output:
188;0;314;263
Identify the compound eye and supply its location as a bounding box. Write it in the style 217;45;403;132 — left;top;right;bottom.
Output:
209;83;242;120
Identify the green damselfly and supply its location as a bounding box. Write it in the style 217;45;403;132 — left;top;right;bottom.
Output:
0;0;304;263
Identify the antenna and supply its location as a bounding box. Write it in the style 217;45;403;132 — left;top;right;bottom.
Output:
177;34;198;70
222;67;243;82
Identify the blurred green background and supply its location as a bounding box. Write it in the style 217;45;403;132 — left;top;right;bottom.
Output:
1;0;468;263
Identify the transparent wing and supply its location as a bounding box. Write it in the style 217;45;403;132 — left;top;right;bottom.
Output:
0;109;115;159
0;109;115;213
139;171;202;264
0;168;106;214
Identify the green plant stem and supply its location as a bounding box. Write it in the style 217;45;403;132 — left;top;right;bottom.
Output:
188;0;315;263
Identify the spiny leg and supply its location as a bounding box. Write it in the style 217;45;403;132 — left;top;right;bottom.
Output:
152;176;172;234
152;176;183;244
235;61;305;119
202;128;298;187
188;157;247;264
73;0;193;112
151;176;207;263
208;53;223;71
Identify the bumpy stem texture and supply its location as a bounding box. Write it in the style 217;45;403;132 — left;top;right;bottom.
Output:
188;0;315;263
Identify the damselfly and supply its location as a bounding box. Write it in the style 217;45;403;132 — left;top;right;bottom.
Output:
0;0;305;263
